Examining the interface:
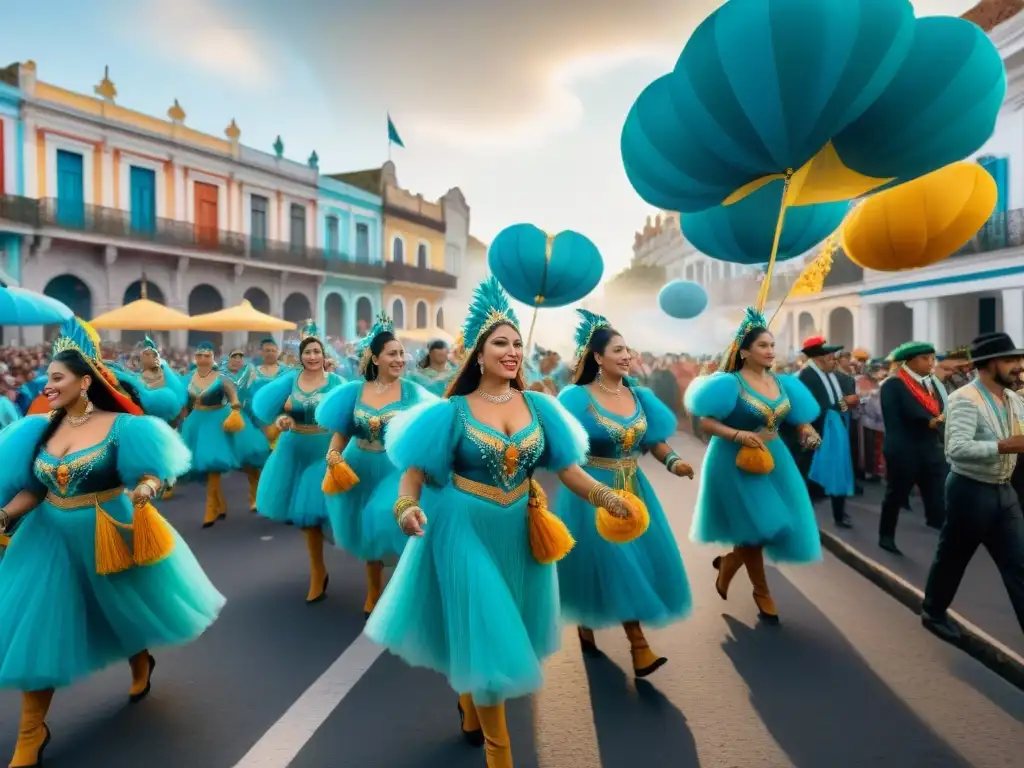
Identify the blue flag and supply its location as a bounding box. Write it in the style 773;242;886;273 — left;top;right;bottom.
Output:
387;114;405;148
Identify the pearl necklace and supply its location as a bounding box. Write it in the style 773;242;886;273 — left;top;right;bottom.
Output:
374;378;396;393
596;376;622;396
66;400;95;427
477;388;515;404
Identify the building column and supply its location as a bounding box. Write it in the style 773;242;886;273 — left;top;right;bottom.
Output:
857;303;879;355
906;299;933;343
1002;287;1024;345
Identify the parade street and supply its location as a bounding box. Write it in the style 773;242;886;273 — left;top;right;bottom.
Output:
2;433;1022;768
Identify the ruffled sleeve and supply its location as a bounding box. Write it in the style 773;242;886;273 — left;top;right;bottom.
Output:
779;374;821;426
556;384;589;419
526;390;589;472
634;385;678;448
252;371;298;425
0;398;21;428
315;379;362;435
684;373;740;420
116;414;192;485
402;378;440;406
385;399;458;484
0;415;49;504
160;361;187;401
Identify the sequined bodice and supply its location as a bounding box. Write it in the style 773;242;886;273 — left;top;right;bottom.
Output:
581;391;648;460
189;376;227;408
723;373;791;433
451;396;545;492
353;385;414;443
33;417;124;498
285;376;338;426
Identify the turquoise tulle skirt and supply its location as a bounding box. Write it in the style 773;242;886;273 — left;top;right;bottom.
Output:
233;409;271;470
364;485;559;706
0;496;225;690
326;442;407;562
256;428;331;528
808;411;855;498
179;406;239;479
137;385;184;424
690;436;822;564
556;464;692;629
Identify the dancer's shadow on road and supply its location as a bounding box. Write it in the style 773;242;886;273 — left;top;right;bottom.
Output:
583;652;699;767
719;572;970;768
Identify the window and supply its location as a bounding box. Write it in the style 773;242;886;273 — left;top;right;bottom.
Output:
326;215;339;254
436;307;444;329
415;300;428;329
129;166;156;234
251;194;268;248
356;223;370;262
56;149;85;228
392;298;405;329
290;203;306;252
979;296;996;335
0;119;5;195
417;242;428;268
392;237;404;263
194;181;219;248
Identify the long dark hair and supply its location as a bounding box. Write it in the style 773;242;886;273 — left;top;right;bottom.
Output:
37;350;144;451
724;326;771;373
445;322;527;398
364;331;397;382
573;325;623;386
418;339;448;369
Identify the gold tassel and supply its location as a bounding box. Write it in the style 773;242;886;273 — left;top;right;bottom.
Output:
735;445;775;474
322;461;360;495
95;503;134;575
595;489;650;544
0;532;10;548
222;409;244;433
527;479;574;564
132;502;177;566
266;424;281;449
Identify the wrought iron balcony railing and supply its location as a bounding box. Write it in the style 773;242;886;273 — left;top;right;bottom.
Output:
952;208;1024;257
385;260;458;289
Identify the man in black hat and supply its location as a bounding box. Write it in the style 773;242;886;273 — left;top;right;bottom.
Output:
878;341;948;554
921;332;1024;642
791;335;858;528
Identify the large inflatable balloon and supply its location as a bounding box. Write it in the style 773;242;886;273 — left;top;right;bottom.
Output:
659;280;708;319
488;224;603;308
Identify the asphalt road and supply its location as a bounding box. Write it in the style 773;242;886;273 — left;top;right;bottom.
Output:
2;433;1023;768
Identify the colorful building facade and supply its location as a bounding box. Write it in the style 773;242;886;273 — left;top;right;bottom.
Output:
0;65;26;288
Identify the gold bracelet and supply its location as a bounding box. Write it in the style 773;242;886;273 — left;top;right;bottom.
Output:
587;484;615;508
0;507;10;532
231;403;241;410
140;475;162;495
393;495;418;523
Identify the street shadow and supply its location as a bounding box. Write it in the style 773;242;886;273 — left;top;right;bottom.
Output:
719;571;971;768
583;653;700;767
947;653;1024;724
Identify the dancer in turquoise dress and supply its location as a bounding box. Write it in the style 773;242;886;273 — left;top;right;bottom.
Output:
253;323;344;604
684;308;823;624
179;342;245;528
247;337;289;449
366;277;639;768
0;318;224;768
408;339;457;396
316;312;433;617
0;395;20;428
556;310;694;675
224;348;271;510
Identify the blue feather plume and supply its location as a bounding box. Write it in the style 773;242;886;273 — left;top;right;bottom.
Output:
462;276;519;350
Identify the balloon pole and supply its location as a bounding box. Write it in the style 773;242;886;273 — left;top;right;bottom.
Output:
525;306;540;355
756;170;793;313
526;231;554;357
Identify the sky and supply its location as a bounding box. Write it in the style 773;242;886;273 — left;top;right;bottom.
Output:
0;0;979;284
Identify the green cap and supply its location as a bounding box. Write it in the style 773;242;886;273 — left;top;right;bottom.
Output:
888;341;935;363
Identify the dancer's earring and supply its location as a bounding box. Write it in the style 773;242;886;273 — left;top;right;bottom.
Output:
478;359;484;373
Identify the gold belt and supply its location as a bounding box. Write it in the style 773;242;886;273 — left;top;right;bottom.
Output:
291;424;328;435
46;486;125;509
193;403;226;411
587;456;638;472
356;439;385;452
452;474;529;506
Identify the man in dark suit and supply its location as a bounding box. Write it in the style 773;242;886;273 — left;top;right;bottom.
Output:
878;341;948;555
794;336;858;528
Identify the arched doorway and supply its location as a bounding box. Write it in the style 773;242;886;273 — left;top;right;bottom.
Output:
244;287;271;346
188;284;224;349
391;298;405;329
881;303;913;356
436;306;444;329
797;311;816;342
356;296;373;336
283;292;312;326
121;280;167;347
325;293;344;340
828;307;855;350
44;274;92;320
415;300;428;329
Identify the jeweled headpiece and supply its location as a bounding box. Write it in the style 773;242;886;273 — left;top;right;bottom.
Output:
51;317;143;415
196;341;215;353
720;306;769;372
142;335;158;351
462;276;519;350
573;309;611;359
356;311;395;372
299;319;321;343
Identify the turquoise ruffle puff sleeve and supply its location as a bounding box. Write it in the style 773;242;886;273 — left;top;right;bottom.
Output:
555;383;588;417
778;374;821;426
251;371;299;425
634;385;678;448
160;361;187;403
684;373;741;420
385;399;458;484
524;391;588;471
0;415;49;505
116;415;192;485
314;379;363;435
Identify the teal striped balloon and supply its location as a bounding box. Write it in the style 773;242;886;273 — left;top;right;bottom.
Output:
488;224;603;308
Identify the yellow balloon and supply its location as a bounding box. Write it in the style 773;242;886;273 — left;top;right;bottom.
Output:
840;162;997;271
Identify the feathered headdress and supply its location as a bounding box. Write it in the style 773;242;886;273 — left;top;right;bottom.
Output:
51;317;143;415
720;306;769;373
462;276;519;350
573;309;611;359
299;319;321;343
142;336;158;352
356;311;395;372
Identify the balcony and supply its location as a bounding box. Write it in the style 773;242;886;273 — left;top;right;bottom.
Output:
385;260;457;289
952;208;1024;257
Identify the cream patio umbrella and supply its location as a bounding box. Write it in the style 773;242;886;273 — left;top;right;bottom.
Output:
90;280;192;331
188;300;297;332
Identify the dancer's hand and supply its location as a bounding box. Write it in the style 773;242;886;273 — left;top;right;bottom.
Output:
604;495;633;520
131;483;155;507
734;431;765;450
399;506;428;536
276;415;295;432
671;461;694;479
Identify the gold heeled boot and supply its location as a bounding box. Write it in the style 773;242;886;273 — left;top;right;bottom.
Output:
203;474;221;528
712;548;743;600
364;561;383;618
9;689;53;768
128;650;156;703
623;621;667;677
457;693;484;747
737;545;779;624
475;701;513;768
302;526;329;604
245;468;260;512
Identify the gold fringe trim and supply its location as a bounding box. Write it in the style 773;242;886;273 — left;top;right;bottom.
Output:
222;409;244;433
322;460;360;495
595;489;650;544
527;478;574;564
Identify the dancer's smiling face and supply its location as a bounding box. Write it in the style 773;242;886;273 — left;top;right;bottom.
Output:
595;333;631;379
479;323;523;381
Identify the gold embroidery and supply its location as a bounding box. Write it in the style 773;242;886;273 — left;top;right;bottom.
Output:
738;390;790;433
588;405;647;454
356;439;385;452
452;474;529;506
355;408;398;442
37;446;107;495
291;424;328;435
587;456;639;473
45;486;125;508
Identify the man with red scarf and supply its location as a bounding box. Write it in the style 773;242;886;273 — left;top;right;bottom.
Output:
878;341;949;555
